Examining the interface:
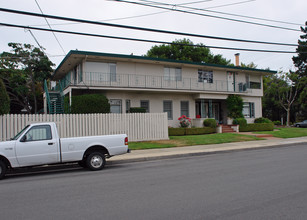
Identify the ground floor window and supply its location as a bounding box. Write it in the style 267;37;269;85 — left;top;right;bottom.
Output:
180;101;189;117
140;100;150;113
110;99;122;113
163;100;173;120
243;102;255;118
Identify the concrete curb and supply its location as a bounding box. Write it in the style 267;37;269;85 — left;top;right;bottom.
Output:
107;140;307;165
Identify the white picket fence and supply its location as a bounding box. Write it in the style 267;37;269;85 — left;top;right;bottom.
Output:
0;113;169;142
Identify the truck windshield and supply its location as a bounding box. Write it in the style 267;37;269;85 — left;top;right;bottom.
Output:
11;125;30;140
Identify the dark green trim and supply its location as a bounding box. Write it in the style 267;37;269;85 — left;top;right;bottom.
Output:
55;50;277;75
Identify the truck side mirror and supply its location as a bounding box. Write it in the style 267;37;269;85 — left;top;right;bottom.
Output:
20;136;26;142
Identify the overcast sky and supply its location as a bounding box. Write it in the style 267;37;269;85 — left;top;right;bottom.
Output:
0;0;306;72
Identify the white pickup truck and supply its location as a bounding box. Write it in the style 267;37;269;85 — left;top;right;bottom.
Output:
0;122;129;179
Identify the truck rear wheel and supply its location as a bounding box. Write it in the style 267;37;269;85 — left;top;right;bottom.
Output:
86;152;106;171
0;160;7;180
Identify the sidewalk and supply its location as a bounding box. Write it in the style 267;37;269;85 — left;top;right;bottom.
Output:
107;136;307;165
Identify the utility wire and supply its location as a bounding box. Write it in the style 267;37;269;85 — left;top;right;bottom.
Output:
0;22;304;54
111;0;300;32
34;0;66;55
0;8;302;47
137;0;303;27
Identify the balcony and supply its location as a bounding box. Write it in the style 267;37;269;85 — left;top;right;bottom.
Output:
54;72;253;94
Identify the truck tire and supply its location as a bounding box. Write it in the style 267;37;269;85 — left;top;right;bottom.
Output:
0;160;7;180
86;152;106;171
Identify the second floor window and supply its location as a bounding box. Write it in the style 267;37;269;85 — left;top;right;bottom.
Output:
164;67;182;81
198;70;213;83
85;62;116;82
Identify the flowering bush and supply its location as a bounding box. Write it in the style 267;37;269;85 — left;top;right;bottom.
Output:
178;115;191;128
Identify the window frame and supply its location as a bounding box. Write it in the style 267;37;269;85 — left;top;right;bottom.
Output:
163;100;173;120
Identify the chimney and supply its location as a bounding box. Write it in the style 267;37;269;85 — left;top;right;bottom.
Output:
235;53;240;66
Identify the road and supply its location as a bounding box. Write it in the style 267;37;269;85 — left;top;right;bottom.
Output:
1;143;307;220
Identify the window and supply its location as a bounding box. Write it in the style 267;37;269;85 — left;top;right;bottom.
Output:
24;125;52;141
163;100;173;120
198;70;213;83
243;102;255;118
140;100;150;113
164;67;182;81
180;101;189;117
126;99;131;113
110;99;122;113
85;62;116;82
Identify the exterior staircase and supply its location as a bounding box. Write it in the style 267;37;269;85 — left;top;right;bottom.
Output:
44;80;64;114
221;125;236;133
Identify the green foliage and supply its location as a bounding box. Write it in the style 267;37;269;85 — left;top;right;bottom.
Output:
0;78;10;115
239;123;274;132
203;118;217;128
168;128;185;136
254;117;272;123
129;107;146;113
64;96;70;113
0;43;54;113
168;127;216;136
146;38;231;65
226;94;244;118
70;94;110;114
273;120;281;125
292;21;307;119
233;118;247;126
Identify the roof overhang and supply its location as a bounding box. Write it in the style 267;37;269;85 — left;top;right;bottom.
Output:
53;50;277;80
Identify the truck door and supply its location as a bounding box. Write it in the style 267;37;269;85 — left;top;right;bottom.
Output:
15;125;60;167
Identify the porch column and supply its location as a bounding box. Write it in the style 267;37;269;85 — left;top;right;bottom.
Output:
208;99;213;118
200;99;205;118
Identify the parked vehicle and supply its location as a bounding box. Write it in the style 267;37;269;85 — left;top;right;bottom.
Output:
294;120;307;128
0;122;129;179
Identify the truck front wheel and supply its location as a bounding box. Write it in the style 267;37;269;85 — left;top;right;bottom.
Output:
0;160;7;180
86;152;106;171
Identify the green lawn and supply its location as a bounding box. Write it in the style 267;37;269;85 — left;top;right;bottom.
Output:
129;133;263;150
255;127;307;138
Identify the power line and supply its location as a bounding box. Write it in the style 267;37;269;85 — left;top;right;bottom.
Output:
137;0;303;27
34;0;66;55
0;8;302;47
0;22;304;54
111;0;301;32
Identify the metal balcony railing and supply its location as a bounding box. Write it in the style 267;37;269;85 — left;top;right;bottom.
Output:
54;72;255;93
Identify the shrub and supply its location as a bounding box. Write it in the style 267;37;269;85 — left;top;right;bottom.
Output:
129;107;146;113
273;120;281;125
0;78;10;115
70;94;110;114
203;118;217;128
185;127;216;135
168;128;185;136
239;123;274;132
178;115;191;128
233;118;247;126
254;117;272;124
168;127;216;136
226;94;243;118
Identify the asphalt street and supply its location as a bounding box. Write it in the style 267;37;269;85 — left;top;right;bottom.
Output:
1;143;307;220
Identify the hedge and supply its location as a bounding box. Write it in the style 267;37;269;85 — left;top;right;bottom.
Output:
233;118;247;127
70;94;110;114
203;119;217;128
129;107;146;113
169;127;216;136
239;123;274;132
254;117;272;123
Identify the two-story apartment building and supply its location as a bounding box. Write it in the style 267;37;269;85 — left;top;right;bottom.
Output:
45;50;276;127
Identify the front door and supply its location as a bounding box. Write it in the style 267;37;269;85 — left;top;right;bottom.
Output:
212;103;219;121
15;125;59;167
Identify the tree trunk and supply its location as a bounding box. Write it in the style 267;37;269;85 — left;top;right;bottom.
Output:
286;107;290;127
29;70;37;114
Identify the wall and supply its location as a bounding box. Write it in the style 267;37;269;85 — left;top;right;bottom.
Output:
0;113;168;142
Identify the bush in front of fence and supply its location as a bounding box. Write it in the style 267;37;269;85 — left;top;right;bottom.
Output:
239;123;274;132
70;94;110;114
129;107;147;113
169;127;216;136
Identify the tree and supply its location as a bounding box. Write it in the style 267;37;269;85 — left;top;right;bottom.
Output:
0;43;54;113
226;94;244;119
292;21;307;119
0;78;10;115
146;38;231;65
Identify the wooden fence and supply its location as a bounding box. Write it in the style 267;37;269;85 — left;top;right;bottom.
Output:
0;113;169;142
